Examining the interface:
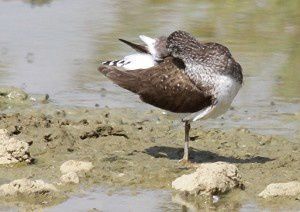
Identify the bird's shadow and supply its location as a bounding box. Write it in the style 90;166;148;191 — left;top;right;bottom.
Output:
144;145;273;164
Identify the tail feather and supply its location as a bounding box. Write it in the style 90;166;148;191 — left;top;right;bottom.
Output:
139;35;156;47
102;60;119;66
101;54;155;70
119;38;148;53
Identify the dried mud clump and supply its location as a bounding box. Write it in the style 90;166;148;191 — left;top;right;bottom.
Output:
60;172;80;184
0;129;33;165
0;86;28;101
59;160;93;184
79;125;129;140
172;162;244;196
259;181;300;198
60;160;94;174
0;178;57;197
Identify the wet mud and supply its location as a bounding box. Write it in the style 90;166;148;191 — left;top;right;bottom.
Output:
0;101;299;210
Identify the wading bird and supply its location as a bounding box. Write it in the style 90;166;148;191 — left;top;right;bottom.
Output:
98;30;243;162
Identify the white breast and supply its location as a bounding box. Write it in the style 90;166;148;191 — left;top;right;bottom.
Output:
183;75;241;122
208;75;241;118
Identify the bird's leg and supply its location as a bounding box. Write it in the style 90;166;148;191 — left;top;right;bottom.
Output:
182;121;191;161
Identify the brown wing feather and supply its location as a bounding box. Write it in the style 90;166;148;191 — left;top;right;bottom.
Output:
98;57;213;113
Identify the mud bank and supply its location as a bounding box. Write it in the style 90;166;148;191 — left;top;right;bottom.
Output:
0;103;299;210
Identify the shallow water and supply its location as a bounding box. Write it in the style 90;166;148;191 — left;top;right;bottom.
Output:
0;188;262;212
45;188;288;212
47;189;181;212
47;188;258;212
0;0;299;138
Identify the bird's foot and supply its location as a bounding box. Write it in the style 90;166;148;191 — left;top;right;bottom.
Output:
178;158;197;168
178;158;189;164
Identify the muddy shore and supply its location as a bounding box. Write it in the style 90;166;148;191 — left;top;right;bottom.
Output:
0;92;299;210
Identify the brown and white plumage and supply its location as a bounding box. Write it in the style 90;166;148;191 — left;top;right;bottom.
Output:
99;56;214;114
98;30;243;161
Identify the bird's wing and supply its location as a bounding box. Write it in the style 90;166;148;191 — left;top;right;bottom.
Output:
98;56;213;113
118;38;149;54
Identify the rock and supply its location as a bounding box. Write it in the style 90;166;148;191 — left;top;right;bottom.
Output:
0;129;33;165
0;178;57;197
172;162;243;196
60;160;93;174
0;86;28;101
258;181;300;198
60;172;80;184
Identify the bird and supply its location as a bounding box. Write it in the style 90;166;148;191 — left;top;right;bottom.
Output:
98;30;243;162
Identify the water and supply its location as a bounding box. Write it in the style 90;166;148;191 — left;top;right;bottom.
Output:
47;189;181;212
47;188;261;212
0;0;299;139
0;188;261;212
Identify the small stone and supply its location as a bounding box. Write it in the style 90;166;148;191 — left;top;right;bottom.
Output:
212;195;220;203
172;162;243;196
258;181;300;198
60;172;80;184
60;160;94;174
41;94;50;104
